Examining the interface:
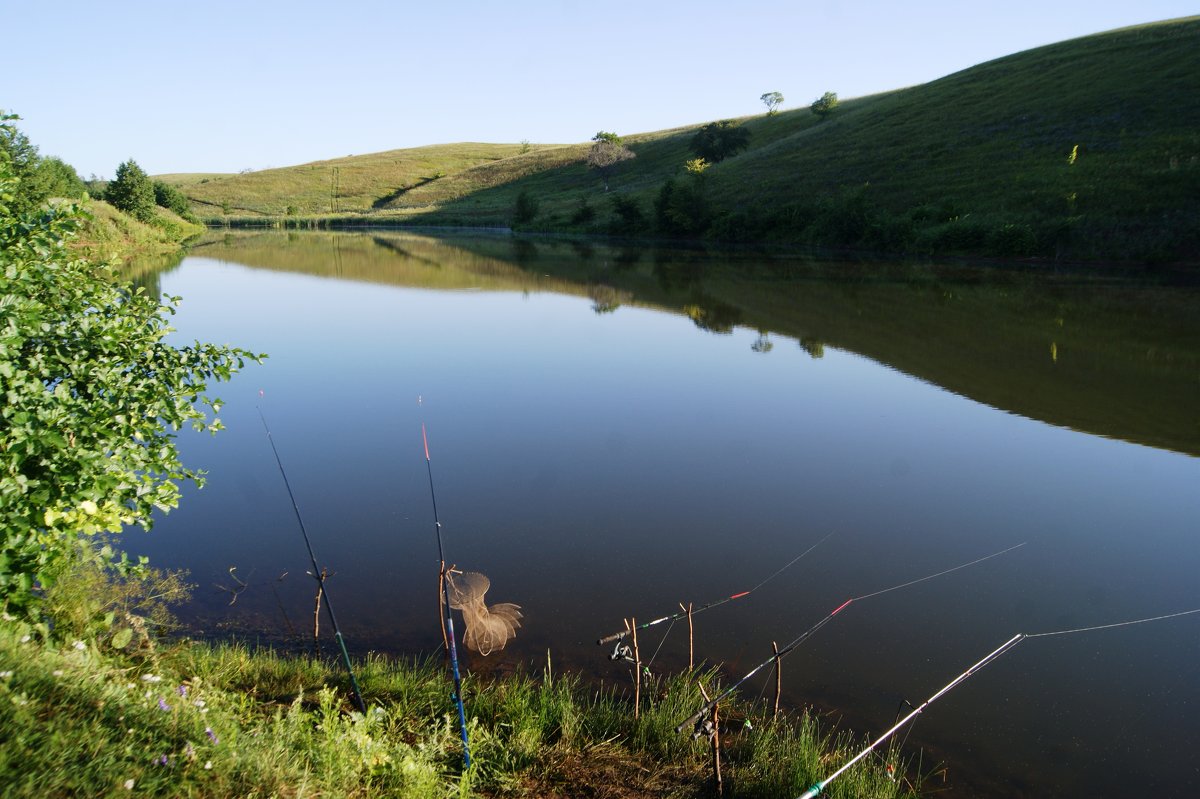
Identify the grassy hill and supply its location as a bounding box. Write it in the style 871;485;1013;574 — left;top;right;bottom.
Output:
173;17;1200;262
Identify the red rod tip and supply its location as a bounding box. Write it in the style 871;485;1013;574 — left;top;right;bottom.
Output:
832;598;853;615
422;424;430;461
729;591;751;600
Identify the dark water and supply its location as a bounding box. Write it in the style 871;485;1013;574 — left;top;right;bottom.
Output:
132;231;1200;798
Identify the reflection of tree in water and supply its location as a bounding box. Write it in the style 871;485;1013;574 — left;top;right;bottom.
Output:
652;252;705;291
751;331;774;353
510;238;539;267
800;336;826;359
683;296;741;334
571;241;594;261
613;247;642;272
588;284;631;314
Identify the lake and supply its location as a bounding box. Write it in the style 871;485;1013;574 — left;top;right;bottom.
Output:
131;230;1200;798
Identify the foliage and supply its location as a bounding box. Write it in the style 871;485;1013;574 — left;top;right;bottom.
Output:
609;194;646;232
570;197;596;224
0;126;262;615
689;120;750;164
761;91;785;115
105;159;156;222
512;189;539;225
586;133;636;192
0;114;85;213
810;91;839;119
153;180;196;221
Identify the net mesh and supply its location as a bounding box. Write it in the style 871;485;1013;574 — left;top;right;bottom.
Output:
446;571;523;656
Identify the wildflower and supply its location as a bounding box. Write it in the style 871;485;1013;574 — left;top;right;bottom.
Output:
0;671;12;679
205;727;219;745
185;742;195;760
2;612;15;621
192;698;206;708
158;698;171;712
157;754;169;766
204;761;212;770
19;635;30;644
52;670;64;677
123;779;135;790
177;684;188;698
72;640;86;651
141;674;162;683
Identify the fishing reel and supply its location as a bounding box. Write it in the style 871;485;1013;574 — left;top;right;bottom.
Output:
691;714;716;741
608;639;635;663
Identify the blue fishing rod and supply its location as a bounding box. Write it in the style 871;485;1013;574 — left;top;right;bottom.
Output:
257;404;366;714
422;421;472;767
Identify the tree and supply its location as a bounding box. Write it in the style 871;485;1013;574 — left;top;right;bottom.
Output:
513;189;539;225
810;91;839;119
153;179;196;221
105;159;155;221
586;132;635;191
0;112;50;214
761;92;784;115
34;157;87;200
689;121;750;164
0;114;262;614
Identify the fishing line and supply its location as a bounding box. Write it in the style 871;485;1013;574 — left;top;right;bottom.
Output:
598;530;838;647
420;417;472;767
675;542;1025;735
257;404;366;714
794;605;1200;798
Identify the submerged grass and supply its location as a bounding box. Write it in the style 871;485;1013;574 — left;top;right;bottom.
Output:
0;611;921;798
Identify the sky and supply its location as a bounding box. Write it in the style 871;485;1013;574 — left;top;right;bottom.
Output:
3;0;1195;178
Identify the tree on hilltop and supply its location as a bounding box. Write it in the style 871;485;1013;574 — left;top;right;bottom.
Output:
761;91;784;115
810;91;839;119
586;132;635;192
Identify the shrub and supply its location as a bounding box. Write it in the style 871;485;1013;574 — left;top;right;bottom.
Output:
513;190;539;225
105;160;156;222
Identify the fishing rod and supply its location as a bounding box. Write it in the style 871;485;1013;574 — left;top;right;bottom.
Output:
794;604;1200;798
675;542;1025;735
597;531;837;649
257;405;366;714
421;421;472;767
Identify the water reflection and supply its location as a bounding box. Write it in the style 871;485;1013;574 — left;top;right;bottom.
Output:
134;230;1199;798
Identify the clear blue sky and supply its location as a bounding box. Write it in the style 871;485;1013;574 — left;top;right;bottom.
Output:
4;0;1195;177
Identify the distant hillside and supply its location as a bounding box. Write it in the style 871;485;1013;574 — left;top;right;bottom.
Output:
173;17;1200;262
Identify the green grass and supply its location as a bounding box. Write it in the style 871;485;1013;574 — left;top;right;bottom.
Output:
172;17;1200;262
68;199;205;263
0;598;919;798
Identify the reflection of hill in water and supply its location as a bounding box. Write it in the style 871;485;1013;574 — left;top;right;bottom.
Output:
179;231;1200;457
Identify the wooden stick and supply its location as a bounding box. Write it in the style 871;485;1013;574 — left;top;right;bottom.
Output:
773;640;782;719
630;616;641;720
699;682;723;796
438;562;450;662
681;601;694;670
312;567;327;655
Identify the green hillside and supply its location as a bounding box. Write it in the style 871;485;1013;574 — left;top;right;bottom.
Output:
176;17;1200;262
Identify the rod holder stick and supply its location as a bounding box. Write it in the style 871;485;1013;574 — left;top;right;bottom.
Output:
699;682;723;796
686;602;694;670
773;640;782;719
630;616;641;720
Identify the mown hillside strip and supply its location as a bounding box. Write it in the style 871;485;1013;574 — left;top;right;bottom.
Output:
170;17;1200;262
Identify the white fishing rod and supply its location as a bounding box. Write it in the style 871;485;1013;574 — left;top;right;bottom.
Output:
796;606;1200;798
675;542;1025;735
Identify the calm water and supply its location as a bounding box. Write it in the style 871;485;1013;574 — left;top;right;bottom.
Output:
132;231;1200;798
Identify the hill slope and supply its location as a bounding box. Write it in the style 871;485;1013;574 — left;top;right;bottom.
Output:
176;17;1200;262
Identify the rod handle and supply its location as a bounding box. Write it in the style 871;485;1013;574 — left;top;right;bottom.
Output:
597;630;628;646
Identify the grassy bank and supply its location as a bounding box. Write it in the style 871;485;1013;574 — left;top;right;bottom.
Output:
68;198;205;263
171;17;1200;263
0;607;916;798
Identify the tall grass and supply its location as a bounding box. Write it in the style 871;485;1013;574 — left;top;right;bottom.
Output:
0;605;920;798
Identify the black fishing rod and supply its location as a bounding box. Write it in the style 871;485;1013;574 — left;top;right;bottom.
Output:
597;531;837;648
675;542;1025;735
794;604;1200;798
422;421;472;767
257;405;366;714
